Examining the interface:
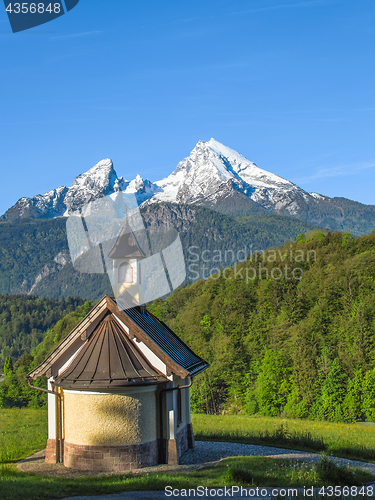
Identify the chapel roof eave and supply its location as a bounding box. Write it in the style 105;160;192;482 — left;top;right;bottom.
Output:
27;296;109;380
112;295;209;378
52;313;168;389
27;294;209;383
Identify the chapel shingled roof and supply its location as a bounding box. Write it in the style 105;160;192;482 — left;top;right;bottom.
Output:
28;295;209;383
53;312;167;389
116;294;208;377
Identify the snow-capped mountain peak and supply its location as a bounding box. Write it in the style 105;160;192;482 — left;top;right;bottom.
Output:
123;174;161;204
126;174;148;192
63;158;124;214
150;138;304;213
206;138;294;188
1;138;333;221
69;158;120;193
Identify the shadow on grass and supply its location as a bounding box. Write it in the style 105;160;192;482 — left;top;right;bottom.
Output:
195;425;326;453
194;421;375;463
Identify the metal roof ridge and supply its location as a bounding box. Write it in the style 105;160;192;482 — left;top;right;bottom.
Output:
53;312;168;389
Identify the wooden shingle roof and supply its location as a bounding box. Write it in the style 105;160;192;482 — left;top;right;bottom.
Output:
28;295;209;382
53;313;167;389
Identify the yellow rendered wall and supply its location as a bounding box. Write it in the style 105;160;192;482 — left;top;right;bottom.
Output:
64;391;157;446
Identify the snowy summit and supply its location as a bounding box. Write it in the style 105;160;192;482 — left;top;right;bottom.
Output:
1;138;328;220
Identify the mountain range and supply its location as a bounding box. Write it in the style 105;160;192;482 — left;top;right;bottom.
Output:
1;138;375;299
2;138;375;235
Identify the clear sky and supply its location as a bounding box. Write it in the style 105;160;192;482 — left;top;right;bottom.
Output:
0;0;374;216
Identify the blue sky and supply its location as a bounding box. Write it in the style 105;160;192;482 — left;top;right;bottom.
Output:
0;0;374;215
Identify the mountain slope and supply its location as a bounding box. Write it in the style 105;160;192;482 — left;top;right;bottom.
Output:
0;218;111;299
0;205;322;299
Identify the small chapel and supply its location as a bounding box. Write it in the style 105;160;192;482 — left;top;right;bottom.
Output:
27;221;208;471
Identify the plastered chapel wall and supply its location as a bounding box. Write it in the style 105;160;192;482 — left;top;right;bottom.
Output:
64;391;157;446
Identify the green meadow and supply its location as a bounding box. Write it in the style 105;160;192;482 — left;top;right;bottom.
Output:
192;414;375;461
0;409;47;463
3;410;375;465
1;456;373;500
1;409;375;500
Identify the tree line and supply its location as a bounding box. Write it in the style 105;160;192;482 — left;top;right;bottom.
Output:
0;301;93;408
0;294;85;369
148;229;375;422
2;228;375;423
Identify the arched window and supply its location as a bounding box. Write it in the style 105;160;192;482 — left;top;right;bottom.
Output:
118;262;133;283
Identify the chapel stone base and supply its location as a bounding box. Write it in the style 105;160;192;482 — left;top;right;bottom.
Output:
45;438;59;464
166;423;193;465
46;423;195;469
63;440;159;471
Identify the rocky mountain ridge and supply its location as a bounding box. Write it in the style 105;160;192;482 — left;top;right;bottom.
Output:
2;138;375;235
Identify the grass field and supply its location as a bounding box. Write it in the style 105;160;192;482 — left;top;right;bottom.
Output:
0;409;47;463
0;456;373;500
192;414;375;462
3;409;375;465
1;409;375;500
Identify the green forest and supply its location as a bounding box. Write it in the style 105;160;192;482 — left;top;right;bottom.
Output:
2;228;375;424
0;295;84;368
0;300;93;408
148;229;375;423
0;217;68;293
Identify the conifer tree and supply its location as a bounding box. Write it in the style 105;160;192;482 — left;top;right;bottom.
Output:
3;355;13;377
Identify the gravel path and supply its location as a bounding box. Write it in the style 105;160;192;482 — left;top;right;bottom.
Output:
17;441;375;500
55;441;375;500
19;441;375;478
181;441;375;475
180;441;306;464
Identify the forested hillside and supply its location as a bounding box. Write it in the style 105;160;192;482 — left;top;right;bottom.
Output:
0;205;320;298
0;217;111;299
0;217;68;293
3;229;375;423
148;229;375;422
0;300;93;408
0;295;84;369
